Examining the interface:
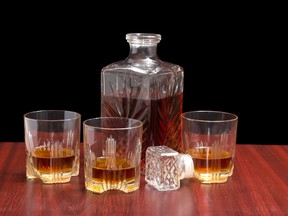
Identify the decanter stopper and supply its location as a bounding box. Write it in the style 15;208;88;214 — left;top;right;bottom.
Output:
145;145;194;191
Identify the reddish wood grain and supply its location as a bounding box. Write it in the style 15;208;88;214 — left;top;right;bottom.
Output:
0;143;287;215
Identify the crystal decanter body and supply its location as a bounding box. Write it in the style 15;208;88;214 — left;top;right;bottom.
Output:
101;33;184;173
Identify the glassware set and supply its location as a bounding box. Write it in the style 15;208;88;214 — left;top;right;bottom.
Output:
24;33;238;193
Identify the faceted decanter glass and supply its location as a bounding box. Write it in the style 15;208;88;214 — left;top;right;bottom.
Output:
100;33;184;173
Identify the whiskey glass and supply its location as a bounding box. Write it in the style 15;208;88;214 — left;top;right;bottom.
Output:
24;110;81;184
181;110;238;184
83;117;142;193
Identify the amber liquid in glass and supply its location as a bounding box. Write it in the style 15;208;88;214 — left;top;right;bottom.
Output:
86;157;140;193
187;147;233;183
101;93;183;172
27;146;76;183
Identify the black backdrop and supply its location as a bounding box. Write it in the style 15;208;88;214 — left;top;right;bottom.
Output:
1;4;287;144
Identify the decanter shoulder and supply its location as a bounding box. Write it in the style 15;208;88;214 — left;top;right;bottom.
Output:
101;59;183;75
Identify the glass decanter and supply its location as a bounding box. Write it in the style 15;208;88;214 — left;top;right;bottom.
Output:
101;33;184;173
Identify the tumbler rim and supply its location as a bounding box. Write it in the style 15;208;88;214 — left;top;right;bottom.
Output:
83;117;143;130
24;110;81;122
181;110;238;123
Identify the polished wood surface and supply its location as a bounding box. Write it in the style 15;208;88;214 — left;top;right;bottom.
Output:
0;142;287;215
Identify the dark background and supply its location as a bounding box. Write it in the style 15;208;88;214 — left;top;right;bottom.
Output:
1;4;287;144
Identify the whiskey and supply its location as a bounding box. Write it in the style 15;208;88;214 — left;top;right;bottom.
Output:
101;93;183;173
26;146;77;183
187;147;233;183
85;157;140;193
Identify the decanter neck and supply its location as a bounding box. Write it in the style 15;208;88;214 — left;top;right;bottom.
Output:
126;33;161;60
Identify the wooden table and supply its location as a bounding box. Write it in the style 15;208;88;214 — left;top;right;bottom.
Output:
0;142;287;215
